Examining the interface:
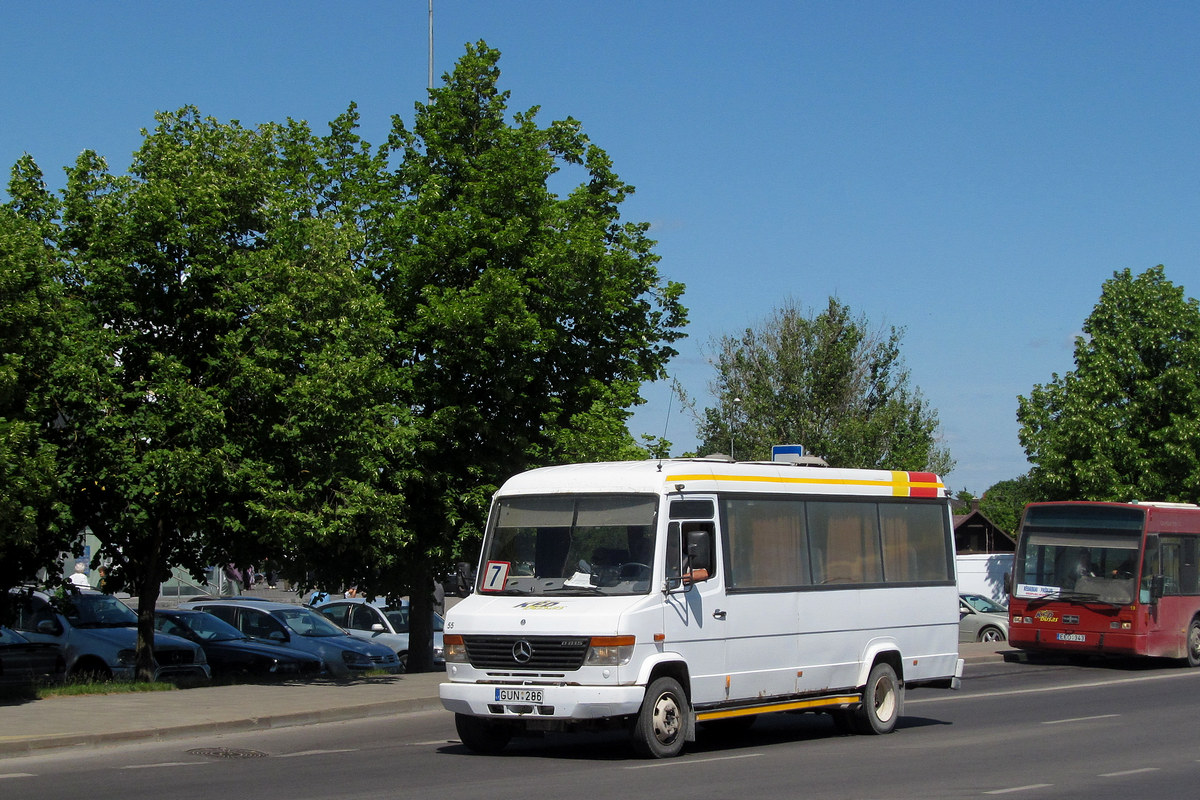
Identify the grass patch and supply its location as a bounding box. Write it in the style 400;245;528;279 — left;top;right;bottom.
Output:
36;679;179;699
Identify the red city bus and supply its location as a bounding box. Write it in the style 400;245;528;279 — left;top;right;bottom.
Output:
1009;501;1200;666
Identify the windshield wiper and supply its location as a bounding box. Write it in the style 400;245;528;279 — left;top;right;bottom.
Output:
549;585;607;595
1030;590;1101;604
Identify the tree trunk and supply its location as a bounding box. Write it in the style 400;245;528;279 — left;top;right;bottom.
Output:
406;567;436;673
134;521;165;682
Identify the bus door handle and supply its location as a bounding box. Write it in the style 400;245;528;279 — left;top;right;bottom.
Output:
713;609;727;620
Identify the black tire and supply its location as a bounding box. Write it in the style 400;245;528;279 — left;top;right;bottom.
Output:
977;626;1005;643
854;662;903;735
398;652;408;673
1186;618;1200;668
632;676;689;758
455;713;513;755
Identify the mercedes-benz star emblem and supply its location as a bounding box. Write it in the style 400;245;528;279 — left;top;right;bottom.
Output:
512;640;533;664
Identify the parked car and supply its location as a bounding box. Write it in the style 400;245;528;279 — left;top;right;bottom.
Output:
180;598;400;676
8;588;210;683
313;597;445;671
154;608;322;679
960;593;1010;643
0;625;64;687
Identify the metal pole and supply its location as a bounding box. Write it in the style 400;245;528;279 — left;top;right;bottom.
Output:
428;0;434;90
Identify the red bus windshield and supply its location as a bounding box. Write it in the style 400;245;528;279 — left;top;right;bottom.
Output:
1013;505;1144;606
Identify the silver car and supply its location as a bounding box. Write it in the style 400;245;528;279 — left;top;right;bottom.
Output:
313;597;444;671
959;593;1009;643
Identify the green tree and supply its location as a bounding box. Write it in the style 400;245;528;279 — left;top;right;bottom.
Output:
0;174;80;620
978;473;1040;534
1017;265;1200;502
44;109;405;678
690;297;952;473
368;42;687;669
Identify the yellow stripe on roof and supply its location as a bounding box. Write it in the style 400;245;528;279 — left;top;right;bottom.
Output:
663;471;945;496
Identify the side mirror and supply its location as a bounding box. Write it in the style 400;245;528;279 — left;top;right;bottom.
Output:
37;618;63;636
454;562;475;598
1149;575;1165;601
371;623;386;633
685;529;713;583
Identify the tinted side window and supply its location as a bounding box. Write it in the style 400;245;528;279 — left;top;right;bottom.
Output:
724;496;808;588
349;606;378;631
320;604;351;626
243;609;283;639
201;605;238;626
809;501;882;584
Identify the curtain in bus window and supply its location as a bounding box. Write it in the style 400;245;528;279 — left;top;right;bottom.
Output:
808;501;882;584
879;503;951;582
723;497;808;588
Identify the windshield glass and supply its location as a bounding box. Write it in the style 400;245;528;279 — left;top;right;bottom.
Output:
58;592;138;627
273;607;347;637
173;612;245;642
480;494;657;596
1015;505;1144;604
962;594;1007;613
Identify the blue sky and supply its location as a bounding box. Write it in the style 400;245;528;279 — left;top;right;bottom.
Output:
4;2;1199;494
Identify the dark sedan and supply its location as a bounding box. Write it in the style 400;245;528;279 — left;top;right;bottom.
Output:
154;609;321;679
0;625;64;687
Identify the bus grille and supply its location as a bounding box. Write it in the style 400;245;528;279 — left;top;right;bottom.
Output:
463;635;589;671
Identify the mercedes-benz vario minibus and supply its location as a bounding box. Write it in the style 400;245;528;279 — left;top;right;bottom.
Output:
440;457;963;758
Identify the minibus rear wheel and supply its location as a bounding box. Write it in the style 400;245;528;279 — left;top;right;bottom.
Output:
855;662;903;734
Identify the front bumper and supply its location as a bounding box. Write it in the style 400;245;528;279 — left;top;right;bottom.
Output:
440;681;645;720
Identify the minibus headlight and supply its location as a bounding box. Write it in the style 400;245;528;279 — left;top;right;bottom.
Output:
585;636;635;666
444;634;468;663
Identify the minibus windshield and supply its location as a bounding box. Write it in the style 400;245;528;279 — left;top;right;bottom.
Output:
479;494;658;596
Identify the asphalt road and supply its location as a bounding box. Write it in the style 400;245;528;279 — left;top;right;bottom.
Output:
3;656;1198;799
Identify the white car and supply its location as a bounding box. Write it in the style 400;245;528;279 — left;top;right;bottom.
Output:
313;597;444;671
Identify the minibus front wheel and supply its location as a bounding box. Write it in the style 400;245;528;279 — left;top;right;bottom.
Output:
455;713;514;754
632;676;688;758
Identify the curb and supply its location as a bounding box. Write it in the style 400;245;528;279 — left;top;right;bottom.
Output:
0;695;445;758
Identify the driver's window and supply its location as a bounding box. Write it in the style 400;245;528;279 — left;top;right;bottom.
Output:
350;606;377;631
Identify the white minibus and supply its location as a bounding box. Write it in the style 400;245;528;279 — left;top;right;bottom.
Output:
440;456;963;757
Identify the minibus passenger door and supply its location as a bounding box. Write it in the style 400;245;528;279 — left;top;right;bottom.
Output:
662;496;727;706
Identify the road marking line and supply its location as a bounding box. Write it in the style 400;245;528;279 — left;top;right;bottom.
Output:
1042;713;1120;725
907;669;1200;706
984;784;1054;794
277;749;357;758
1101;767;1159;777
625;753;763;769
0;773;36;779
122;762;211;770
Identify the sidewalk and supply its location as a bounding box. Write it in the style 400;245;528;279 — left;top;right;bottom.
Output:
0;644;1011;758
